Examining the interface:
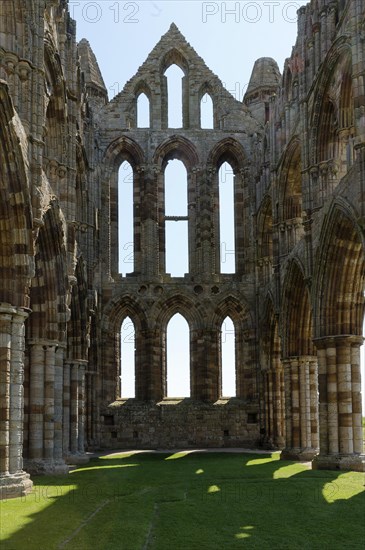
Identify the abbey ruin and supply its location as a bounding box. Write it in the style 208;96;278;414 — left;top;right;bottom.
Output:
0;0;364;499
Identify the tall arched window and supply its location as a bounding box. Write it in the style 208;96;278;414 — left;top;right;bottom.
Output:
219;162;235;273
221;316;236;397
165;159;188;276
165;64;184;128
118;160;134;275
120;317;135;398
166;313;190;397
137;92;150;128
200;93;214;129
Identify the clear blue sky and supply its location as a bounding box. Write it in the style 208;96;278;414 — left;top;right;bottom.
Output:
72;0;301;101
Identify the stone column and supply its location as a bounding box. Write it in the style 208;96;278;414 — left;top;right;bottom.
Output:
54;346;64;463
70;363;79;455
273;365;285;448
262;370;269;440
62;361;71;458
313;336;365;472
44;345;56;461
67;362;89;465
78;362;86;453
281;356;319;461
0;305;32;500
28;342;45;463
25;340;69;474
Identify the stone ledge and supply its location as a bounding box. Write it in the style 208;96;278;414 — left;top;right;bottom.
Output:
0;471;33;500
312;453;365;472
280;448;319;462
23;459;70;476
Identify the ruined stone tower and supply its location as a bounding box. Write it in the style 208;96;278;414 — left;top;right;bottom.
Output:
0;0;364;498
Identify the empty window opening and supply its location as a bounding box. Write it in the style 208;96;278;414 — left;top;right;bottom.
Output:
166;313;190;398
137;92;150;128
219;162;235;273
120;316;135;398
118;161;134;275
221;316;236;397
165;159;188;276
201;93;214;129
165;64;184;128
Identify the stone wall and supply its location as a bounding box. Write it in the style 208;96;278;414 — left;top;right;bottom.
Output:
101;400;260;449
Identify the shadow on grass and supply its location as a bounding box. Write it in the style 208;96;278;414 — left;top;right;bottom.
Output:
1;452;364;549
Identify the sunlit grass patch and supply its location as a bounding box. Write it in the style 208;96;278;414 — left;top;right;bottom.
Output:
1;452;364;549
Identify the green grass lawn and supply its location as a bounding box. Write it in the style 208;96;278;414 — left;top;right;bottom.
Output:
1;451;364;549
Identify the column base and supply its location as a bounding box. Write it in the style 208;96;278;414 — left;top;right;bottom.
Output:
24;459;70;476
281;447;319;461
274;436;285;449
312;453;365;472
0;471;33;500
64;453;90;466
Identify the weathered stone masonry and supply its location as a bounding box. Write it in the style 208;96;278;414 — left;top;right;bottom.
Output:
0;0;364;498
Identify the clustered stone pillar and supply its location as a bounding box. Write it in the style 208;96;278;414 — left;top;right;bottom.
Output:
281;356;319;461
66;361;88;464
26;340;69;474
313;337;364;471
262;366;285;448
0;305;32;499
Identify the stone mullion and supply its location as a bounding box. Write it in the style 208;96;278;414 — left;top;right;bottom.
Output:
198;169;215;276
62;362;71;457
188;169;198;274
211;170;220;275
143;167;158;277
135;330;147;400
44;345;56;461
0;313;12;476
234;171;245;275
157;170;165;275
28;343;45;460
208;329;220;402
133;168;142;274
235;329;243;399
70;363;79;455
110;170;119;278
242;334;257;400
145;329;163;401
